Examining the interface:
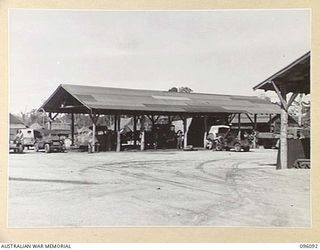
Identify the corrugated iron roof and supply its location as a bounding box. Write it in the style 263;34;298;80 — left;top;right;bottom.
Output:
41;84;280;115
253;52;310;94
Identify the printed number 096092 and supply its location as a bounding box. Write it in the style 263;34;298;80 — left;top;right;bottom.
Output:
300;244;318;248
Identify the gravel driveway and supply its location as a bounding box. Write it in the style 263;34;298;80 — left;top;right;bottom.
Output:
8;148;310;227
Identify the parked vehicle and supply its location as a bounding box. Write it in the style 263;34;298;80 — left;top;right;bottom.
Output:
75;127;100;152
9;138;24;153
256;127;310;149
20;128;36;149
207;125;253;152
34;130;66;153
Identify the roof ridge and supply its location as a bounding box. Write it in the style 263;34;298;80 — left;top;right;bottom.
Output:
61;83;260;99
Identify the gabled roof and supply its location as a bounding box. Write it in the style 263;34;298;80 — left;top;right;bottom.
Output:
9;113;25;125
40;84;280;115
253;52;310;94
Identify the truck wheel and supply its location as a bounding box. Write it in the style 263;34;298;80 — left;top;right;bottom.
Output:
215;144;223;151
234;143;241;152
243;146;250;152
44;144;51;153
18;144;24;153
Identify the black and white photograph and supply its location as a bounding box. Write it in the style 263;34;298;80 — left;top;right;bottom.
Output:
8;9;311;228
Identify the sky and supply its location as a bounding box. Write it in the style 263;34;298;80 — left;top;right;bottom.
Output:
9;9;310;114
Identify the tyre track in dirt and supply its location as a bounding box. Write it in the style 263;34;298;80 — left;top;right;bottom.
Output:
190;158;265;225
78;155;271;225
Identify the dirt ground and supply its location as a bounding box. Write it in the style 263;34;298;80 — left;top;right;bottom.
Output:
8;148;310;227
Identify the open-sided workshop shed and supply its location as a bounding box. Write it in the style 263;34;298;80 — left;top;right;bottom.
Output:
253;51;310;169
40;84;280;152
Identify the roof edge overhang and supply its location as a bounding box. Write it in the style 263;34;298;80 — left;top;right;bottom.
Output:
39;84;91;113
252;51;310;92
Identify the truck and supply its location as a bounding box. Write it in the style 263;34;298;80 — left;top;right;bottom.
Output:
206;125;253;152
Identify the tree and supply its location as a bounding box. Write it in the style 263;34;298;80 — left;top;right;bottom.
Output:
288;93;310;128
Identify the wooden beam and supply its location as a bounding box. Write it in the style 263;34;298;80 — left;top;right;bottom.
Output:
146;115;154;125
271;81;288;111
244;113;254;125
48;112;59;130
49;112;59;121
287;93;299;108
228;113;236;124
154;115;161;124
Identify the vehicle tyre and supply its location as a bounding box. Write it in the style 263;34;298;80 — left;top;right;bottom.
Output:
18;144;24;153
60;148;65;153
243;146;250;152
215;144;223;151
263;142;272;149
44;144;51;153
34;143;39;152
234;143;241;152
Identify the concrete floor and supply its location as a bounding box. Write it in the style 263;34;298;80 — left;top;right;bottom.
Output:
8;148;310;227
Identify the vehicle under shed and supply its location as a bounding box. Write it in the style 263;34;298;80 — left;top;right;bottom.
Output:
40;84;280;152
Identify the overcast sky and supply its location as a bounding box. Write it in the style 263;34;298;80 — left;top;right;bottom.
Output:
9;9;310;114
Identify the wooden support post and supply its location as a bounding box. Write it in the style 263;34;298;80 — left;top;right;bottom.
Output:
253;114;257;148
140;116;145;151
116;115;121;152
114;115;117;132
238;113;241;139
270;81;289;169
203;116;208;149
71;113;75;146
279;92;288;169
183;117;188;149
140;130;145;151
89;113;99;153
92;121;96;153
133;116;137;146
269;114;272;132
254;114;257;130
